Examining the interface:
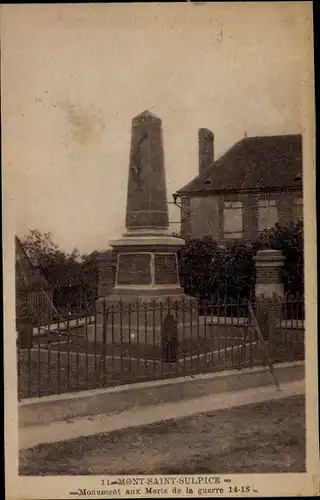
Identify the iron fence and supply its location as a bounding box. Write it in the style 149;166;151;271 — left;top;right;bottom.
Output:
16;287;55;326
16;294;304;400
16;284;96;327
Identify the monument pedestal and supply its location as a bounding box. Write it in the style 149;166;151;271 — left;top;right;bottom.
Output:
95;234;197;347
95;293;197;347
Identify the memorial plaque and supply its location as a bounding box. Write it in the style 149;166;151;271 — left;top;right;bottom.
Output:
126;211;168;228
117;253;151;285
154;254;178;284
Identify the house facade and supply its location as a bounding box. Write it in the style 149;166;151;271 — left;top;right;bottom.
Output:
175;130;303;243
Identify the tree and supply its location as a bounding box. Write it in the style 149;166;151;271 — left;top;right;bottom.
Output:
178;236;218;300
80;251;100;304
19;229;103;314
21;229;83;285
21;229;64;268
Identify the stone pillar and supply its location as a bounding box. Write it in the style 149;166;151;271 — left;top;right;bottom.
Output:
254;249;285;342
126;111;168;231
254;249;285;298
17;314;33;348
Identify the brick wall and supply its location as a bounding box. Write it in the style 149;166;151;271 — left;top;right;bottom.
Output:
181;189;302;242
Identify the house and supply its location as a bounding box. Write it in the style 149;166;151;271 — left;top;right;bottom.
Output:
174;129;303;242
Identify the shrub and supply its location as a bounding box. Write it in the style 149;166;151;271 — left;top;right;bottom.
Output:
178;237;256;303
257;220;304;296
178;221;304;302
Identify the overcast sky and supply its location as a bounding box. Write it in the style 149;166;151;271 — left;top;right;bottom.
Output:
2;2;311;254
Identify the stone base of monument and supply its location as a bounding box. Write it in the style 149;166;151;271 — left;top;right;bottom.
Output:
94;293;198;352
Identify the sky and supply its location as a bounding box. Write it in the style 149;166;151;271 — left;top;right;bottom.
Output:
2;2;312;254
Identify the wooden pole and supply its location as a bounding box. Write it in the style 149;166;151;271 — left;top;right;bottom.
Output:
248;301;281;391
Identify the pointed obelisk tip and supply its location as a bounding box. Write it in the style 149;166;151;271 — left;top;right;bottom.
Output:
132;110;162;127
126;111;168;232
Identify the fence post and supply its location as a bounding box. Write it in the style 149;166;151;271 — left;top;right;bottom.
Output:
161;309;178;363
16;314;33;348
254;249;285;343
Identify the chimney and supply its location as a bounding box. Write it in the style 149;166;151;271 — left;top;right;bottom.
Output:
198;128;214;175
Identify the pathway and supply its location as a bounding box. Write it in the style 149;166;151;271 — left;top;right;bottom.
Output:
19;378;304;450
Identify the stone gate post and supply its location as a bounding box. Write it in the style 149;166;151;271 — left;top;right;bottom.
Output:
254;249;285;341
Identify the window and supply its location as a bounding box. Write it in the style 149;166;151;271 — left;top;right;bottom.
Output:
190;196;219;239
258;199;278;231
223;201;243;239
294;197;303;221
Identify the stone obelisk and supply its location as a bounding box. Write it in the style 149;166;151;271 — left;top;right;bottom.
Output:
96;110;195;344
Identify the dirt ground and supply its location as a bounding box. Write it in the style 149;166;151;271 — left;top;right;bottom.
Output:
20;395;305;475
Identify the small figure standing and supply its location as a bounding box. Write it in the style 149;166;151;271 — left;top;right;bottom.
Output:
161;313;178;363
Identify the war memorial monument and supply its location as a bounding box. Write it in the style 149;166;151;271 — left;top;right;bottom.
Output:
95;110;196;352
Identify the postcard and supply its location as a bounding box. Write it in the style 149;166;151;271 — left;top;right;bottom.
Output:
2;2;318;498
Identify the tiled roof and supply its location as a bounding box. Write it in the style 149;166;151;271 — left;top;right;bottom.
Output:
177;134;302;194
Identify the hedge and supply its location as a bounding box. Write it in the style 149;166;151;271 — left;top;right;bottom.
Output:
178;220;304;303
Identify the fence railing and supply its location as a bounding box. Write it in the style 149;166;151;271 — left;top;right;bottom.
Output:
16;285;96;327
16;295;305;400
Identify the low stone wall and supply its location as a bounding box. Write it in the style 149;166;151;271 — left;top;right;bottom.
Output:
19;361;305;427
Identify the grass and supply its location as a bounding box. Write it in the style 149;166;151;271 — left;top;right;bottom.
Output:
17;343;252;399
18;326;304;399
18;325;251;398
19;395;305;475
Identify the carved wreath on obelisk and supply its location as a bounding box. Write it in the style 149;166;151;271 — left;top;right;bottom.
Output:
131;132;148;191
